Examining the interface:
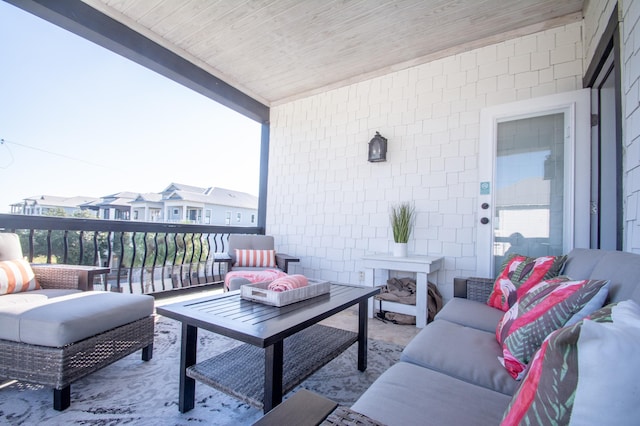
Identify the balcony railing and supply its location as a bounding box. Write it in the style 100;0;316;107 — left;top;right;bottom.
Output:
0;213;264;296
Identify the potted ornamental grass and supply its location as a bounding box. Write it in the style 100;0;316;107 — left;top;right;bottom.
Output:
390;202;415;257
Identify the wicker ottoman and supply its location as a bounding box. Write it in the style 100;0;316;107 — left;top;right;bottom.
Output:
0;291;155;410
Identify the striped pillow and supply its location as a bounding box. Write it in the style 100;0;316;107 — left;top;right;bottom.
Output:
0;259;40;295
235;249;276;268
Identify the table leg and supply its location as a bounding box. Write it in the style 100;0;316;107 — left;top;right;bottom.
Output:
179;323;197;413
358;299;368;371
264;340;284;413
364;268;375;318
415;272;428;328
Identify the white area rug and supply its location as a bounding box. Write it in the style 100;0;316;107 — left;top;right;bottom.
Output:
0;316;402;425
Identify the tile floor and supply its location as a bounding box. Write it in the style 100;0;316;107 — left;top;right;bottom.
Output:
320;306;421;347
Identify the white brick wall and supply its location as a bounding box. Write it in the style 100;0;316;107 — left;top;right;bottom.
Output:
584;0;618;68
268;22;584;301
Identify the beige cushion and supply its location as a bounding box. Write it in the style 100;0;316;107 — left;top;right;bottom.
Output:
228;234;274;264
0;289;82;342
0;233;24;262
0;288;81;305
0;291;154;347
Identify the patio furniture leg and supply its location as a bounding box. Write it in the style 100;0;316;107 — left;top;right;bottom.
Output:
54;386;70;411
142;343;153;361
358;299;368;371
179;323;197;413
263;340;284;413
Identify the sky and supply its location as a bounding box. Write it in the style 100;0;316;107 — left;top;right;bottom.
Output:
0;2;262;214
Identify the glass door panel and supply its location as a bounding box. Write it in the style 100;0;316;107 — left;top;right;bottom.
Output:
493;113;565;273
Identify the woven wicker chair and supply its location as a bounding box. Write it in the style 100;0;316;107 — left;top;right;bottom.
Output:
0;233;154;410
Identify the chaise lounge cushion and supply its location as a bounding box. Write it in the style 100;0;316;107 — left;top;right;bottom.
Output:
351;361;512;426
400;319;519;395
0;291;154;347
0;288;81;305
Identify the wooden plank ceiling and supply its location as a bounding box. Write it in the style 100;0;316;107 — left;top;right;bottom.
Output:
83;0;584;106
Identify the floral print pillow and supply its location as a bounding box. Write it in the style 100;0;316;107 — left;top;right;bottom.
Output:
487;254;567;311
501;301;640;425
496;277;609;379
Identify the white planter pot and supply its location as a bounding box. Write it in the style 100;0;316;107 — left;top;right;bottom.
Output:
393;242;408;257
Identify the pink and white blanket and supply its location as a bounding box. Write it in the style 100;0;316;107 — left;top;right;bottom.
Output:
224;269;287;291
267;274;309;292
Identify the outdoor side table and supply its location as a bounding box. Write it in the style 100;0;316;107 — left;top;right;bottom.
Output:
32;264;110;291
361;254;443;328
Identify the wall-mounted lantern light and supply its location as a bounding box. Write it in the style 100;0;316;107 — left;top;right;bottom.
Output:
368;131;387;162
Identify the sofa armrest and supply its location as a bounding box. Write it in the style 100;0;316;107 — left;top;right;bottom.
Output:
31;264;110;291
275;253;300;273
453;276;494;302
214;253;233;271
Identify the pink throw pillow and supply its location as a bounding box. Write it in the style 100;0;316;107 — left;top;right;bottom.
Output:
487;254;566;311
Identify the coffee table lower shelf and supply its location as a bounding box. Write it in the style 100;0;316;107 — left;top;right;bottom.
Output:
186;324;358;409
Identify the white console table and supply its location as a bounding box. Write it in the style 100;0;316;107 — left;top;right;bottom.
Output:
362;254;443;328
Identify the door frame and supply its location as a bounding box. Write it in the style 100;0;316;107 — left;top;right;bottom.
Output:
477;89;591;277
584;4;623;250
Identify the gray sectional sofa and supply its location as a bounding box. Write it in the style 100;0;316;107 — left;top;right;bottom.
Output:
349;248;640;425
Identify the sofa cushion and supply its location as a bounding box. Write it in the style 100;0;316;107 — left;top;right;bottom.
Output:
234;249;276;268
500;301;640;426
0;259;40;295
497;277;610;380
435;298;504;332
561;248;640;304
400;319;519;395
487;254;566;311
0;291;154;347
573;249;640;304
352;362;512;426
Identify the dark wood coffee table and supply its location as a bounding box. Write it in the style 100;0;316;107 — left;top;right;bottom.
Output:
156;284;379;413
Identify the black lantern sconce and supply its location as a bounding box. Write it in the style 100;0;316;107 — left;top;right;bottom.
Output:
368;131;387;162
